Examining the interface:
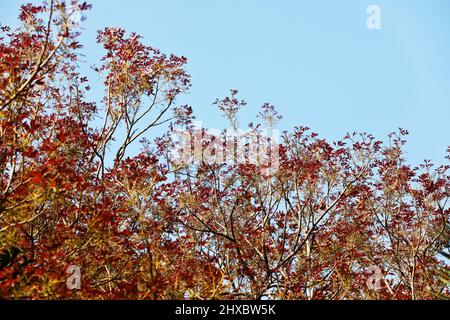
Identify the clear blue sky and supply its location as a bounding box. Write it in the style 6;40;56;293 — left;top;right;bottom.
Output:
1;0;449;164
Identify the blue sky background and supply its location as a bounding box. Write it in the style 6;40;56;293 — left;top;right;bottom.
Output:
1;0;449;164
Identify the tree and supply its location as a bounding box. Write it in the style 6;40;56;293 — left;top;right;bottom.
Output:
0;1;448;299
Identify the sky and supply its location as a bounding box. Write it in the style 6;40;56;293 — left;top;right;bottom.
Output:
1;0;449;164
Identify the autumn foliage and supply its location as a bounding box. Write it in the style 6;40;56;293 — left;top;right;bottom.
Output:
0;1;449;300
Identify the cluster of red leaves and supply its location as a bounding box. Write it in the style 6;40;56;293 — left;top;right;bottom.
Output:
0;1;448;300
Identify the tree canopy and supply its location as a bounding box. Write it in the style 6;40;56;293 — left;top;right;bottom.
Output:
0;1;449;299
